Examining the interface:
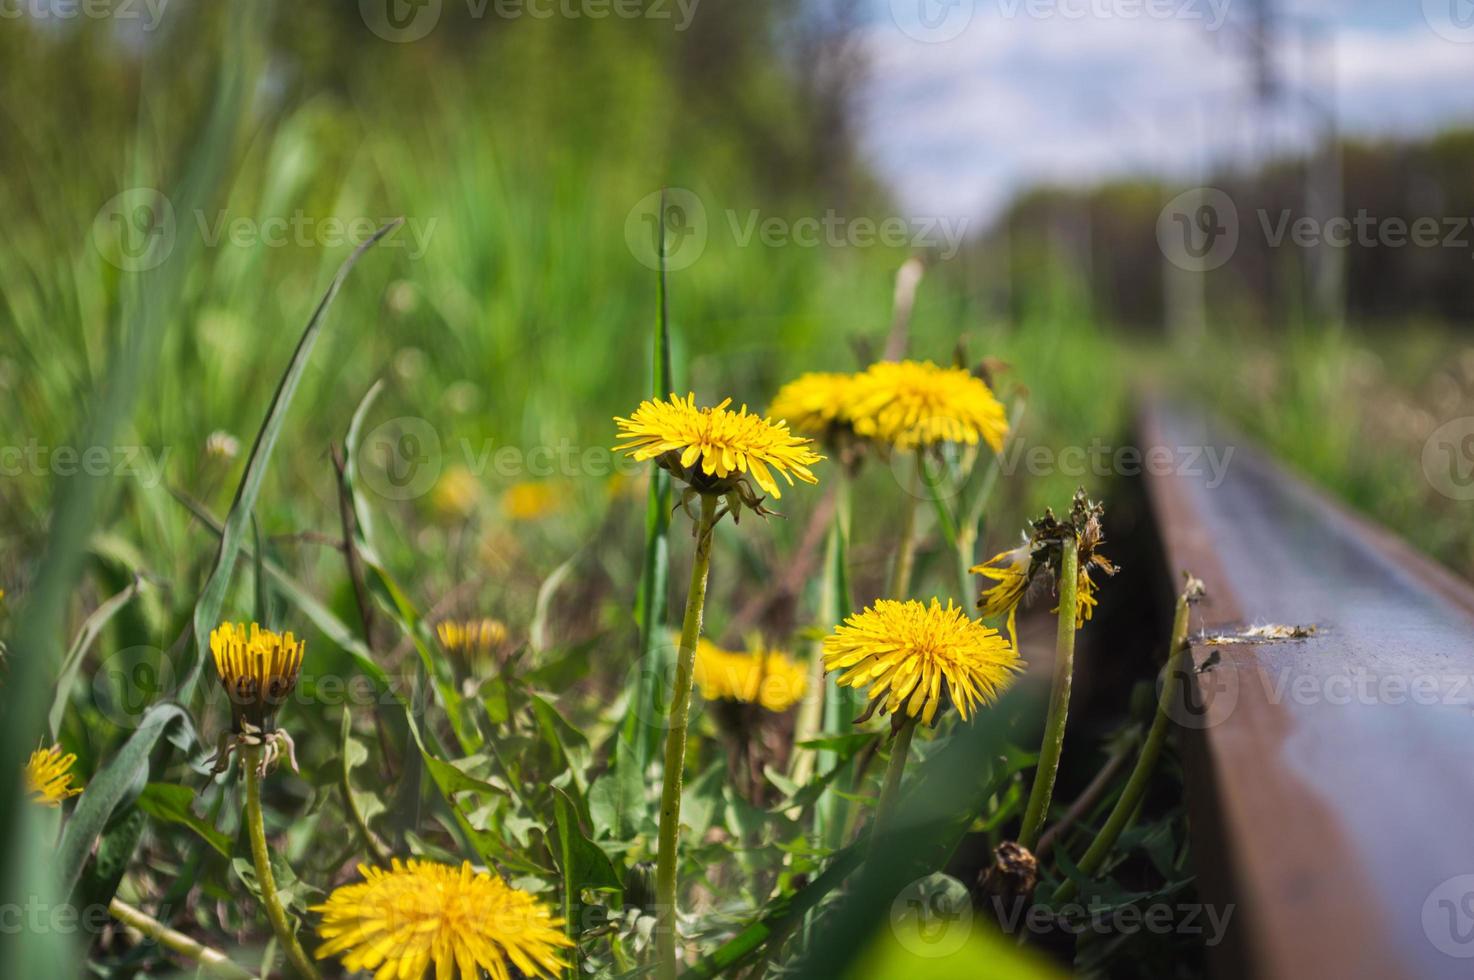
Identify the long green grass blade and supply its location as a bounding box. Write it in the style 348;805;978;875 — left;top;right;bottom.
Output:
182;218;403;701
622;188;676;769
47;576;144;739
56;702;192;895
0;14;254;966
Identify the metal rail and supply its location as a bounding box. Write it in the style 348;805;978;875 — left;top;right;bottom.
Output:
1139;396;1474;980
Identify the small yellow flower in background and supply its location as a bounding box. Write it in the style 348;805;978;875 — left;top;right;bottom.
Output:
437;617;508;670
694;638;808;713
614;393;823;509
848;360;1008;452
432;464;482;521
313;859;572;980
25;745;82;807
823;598;1021;727
767;371;858;437
502;480;560;521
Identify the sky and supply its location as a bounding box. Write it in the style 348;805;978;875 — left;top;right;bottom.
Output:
858;0;1474;222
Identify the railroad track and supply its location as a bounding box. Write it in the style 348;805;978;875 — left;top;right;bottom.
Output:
1139;397;1474;980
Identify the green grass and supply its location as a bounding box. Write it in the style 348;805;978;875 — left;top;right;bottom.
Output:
1;10;1143;978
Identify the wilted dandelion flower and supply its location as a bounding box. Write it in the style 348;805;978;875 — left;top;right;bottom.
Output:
209;622;304;774
972;489;1117;645
436;617;508;669
823;599;1021;726
313;859;571;980
25;745;82;807
848;360;1008;452
974;540;1037;649
614;393;822;514
694;639;808;712
767;372;858;438
502;481;560;521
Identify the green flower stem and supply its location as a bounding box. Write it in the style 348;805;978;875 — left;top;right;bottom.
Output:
108;898;255;979
889;454;920;599
817;471;858;851
655;492;719;980
1018;536;1078;852
242;745;322;980
871;716;918;847
1052;591;1192;902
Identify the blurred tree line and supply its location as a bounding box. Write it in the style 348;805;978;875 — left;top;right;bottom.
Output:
985;128;1474;333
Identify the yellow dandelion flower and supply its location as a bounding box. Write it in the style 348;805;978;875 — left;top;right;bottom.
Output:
436;617;508;669
823;598;1021;726
848;360;1008;452
432;465;482;521
209;622;304;734
694;639;808;713
614;393;822;501
502;481;560;521
767;372;858;437
25;745;82;807
313;859;572;980
972;541;1037;649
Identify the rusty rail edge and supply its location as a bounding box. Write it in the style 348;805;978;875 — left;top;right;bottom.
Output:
1138;395;1474;980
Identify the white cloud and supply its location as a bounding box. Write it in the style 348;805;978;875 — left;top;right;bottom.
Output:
858;0;1474;224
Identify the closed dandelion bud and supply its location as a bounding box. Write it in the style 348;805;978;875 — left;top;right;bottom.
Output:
209;622;303;735
624;861;657;914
